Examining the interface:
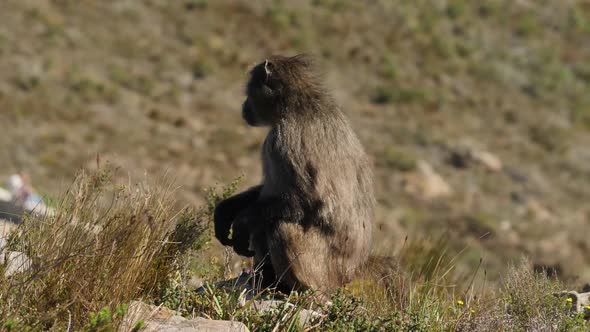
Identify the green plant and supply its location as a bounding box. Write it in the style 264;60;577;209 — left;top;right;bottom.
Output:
446;2;465;20
192;59;212;79
83;305;128;332
371;86;394;105
131;320;145;332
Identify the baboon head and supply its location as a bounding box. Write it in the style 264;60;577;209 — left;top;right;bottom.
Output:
242;54;319;127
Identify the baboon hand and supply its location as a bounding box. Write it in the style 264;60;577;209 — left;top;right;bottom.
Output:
214;200;235;246
232;216;255;257
213;185;263;247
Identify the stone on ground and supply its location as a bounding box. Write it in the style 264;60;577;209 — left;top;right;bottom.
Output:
121;301;249;332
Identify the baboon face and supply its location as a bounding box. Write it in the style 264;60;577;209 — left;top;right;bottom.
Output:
242;55;313;127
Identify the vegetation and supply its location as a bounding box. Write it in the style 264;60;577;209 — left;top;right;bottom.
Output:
1;0;589;284
0;0;589;330
0;168;587;330
0;167;203;330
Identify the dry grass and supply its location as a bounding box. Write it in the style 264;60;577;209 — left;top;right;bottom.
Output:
0;166;208;330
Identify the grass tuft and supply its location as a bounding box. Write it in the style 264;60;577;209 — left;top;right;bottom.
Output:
0;166;205;330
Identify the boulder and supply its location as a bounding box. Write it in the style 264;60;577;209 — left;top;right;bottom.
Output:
121;301;249;332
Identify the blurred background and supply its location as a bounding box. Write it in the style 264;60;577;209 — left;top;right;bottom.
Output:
0;0;589;284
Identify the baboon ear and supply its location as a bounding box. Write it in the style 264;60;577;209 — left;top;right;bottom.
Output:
263;59;273;82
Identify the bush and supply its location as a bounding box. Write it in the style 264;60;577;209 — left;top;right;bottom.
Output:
0;166;207;330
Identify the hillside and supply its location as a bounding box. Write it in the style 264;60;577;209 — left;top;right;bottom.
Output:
1;0;590;286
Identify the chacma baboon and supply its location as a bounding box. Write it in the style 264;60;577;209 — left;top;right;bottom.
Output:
214;55;374;292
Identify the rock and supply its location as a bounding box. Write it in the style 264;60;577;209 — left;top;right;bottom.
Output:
402;160;452;200
143;318;248;332
447;142;502;172
193;275;322;327
121;301;249;332
471;150;502;172
0;219;17;238
0;222;31;277
247;299;321;327
525;199;552;221
0;188;11;202
0;250;31;276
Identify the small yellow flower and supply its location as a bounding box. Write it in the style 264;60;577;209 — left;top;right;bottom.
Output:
585;305;590;310
457;300;464;306
566;298;573;303
470;309;476;314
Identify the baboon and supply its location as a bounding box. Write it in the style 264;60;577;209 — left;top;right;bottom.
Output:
214;55;374;292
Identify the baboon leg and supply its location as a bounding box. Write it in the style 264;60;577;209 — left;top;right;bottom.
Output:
254;256;293;294
252;255;276;290
250;229;276;290
267;223;346;292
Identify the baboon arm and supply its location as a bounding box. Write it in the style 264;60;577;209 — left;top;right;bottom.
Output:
214;185;262;246
229;194;291;257
228;193;301;257
239;193;302;226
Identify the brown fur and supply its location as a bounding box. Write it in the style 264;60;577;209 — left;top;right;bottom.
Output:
214;55;374;292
